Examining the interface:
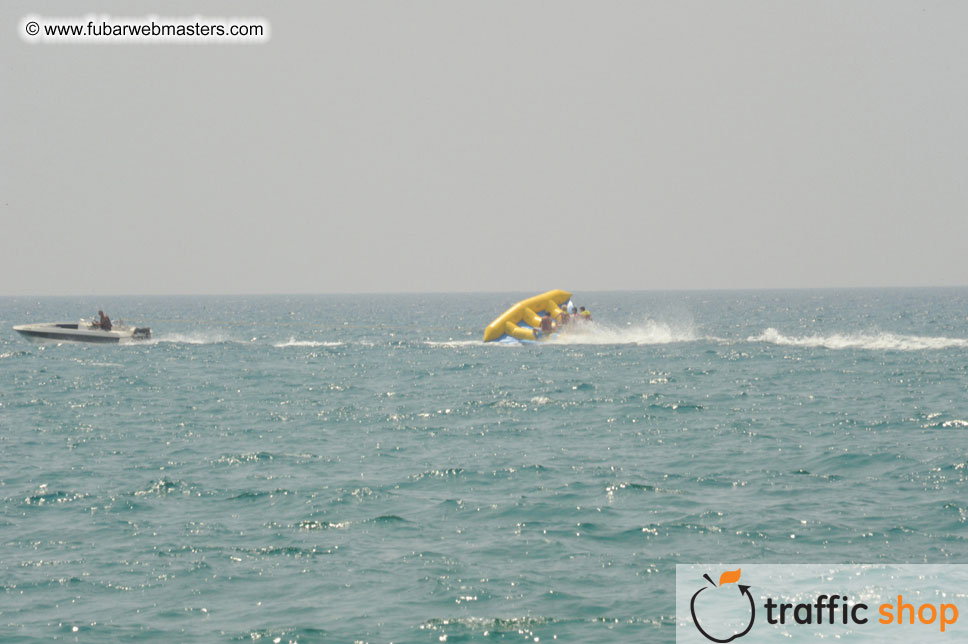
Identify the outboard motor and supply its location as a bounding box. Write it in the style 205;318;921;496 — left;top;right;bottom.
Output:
133;327;151;340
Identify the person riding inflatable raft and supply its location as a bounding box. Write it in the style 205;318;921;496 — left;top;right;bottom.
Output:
483;290;584;343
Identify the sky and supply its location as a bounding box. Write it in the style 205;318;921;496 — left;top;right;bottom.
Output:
2;1;966;295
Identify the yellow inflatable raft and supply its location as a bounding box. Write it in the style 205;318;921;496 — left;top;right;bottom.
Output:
483;290;573;343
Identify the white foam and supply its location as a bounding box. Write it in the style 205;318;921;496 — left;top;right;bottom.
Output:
549;320;698;346
274;337;344;348
424;340;482;348
942;419;968;428
748;328;968;351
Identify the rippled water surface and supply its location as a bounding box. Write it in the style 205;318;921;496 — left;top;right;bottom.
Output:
2;290;967;642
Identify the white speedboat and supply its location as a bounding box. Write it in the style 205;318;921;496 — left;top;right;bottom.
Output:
13;320;151;343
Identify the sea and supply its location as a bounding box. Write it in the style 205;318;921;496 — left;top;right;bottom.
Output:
1;289;967;643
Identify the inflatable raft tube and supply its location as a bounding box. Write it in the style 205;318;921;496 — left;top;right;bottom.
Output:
483;290;572;343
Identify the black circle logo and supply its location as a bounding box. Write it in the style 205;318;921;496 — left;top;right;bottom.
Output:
689;571;755;642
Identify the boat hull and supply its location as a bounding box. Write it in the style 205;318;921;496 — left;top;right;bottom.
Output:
13;322;150;344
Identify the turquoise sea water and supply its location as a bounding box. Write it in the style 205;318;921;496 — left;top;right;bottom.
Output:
2;289;967;643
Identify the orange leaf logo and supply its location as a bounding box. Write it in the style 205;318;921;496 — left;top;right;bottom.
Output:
719;568;741;586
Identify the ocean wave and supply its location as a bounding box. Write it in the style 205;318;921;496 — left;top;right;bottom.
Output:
242;545;334;557
369;514;409;524
132;478;196;497
606;481;680;496
748;328;968;351
274;337;344;348
236;628;329;642
296;519;350;530
145;332;240;345
229;489;295;500
70;358;123;368
421;616;555;634
409;467;464;482
212;451;275;465
23;488;88;506
420;615;660;636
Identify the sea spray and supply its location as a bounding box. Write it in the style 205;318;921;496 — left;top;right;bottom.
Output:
748;328;968;351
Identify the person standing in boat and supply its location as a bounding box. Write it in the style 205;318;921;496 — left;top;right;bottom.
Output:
97;310;112;331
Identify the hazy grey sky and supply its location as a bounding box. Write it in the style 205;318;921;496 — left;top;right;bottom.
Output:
3;1;966;295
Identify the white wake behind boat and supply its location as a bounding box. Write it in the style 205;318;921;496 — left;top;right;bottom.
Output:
13;320;152;343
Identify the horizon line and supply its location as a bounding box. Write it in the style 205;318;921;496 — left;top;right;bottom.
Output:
2;284;967;298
